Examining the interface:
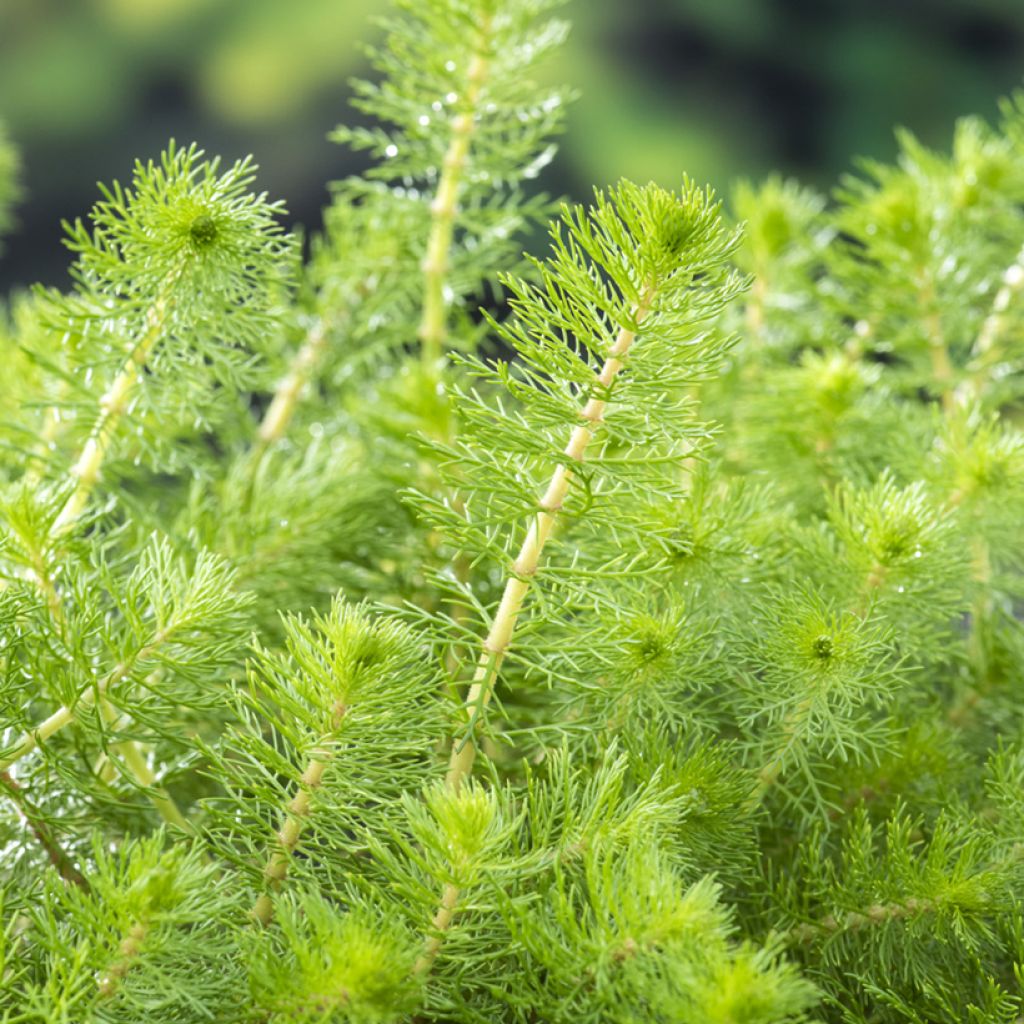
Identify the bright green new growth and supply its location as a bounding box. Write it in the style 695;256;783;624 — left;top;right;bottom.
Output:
3;4;1024;1023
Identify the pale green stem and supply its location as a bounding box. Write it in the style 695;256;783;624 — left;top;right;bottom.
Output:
745;270;767;346
97;699;191;833
257;317;329;447
22;399;64;489
445;288;656;791
413;882;460;976
963;249;1024;402
97;921;148;999
788;843;1024;945
0;630;166;773
251;702;346;927
52;294;168;536
417;288;656;976
418;13;493;373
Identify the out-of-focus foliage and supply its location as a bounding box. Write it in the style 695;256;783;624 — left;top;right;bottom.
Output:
3;0;1024;288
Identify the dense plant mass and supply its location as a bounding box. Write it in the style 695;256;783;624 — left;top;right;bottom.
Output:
2;2;1024;1021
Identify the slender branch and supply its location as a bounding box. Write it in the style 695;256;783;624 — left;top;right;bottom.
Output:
445;286;656;792
412;882;459;976
413;287;657;980
0;629;167;773
97;921;148;998
964;249;1024;402
0;770;86;888
251;703;347;927
52;294;169;536
418;12;494;372
257;317;329;448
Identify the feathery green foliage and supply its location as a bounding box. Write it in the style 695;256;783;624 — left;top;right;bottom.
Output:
2;4;1024;1023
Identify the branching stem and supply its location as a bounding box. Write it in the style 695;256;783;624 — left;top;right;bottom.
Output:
0;630;167;773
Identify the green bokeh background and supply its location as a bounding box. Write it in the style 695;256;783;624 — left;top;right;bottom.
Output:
2;0;1023;288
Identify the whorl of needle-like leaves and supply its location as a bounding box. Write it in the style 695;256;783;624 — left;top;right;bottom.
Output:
33;142;295;468
333;0;568;191
323;0;569;370
61;142;293;335
415;179;746;570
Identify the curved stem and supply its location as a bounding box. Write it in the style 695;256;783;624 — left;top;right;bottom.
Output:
418;12;494;373
97;699;190;833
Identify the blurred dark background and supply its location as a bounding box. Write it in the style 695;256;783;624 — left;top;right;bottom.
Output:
2;0;1023;292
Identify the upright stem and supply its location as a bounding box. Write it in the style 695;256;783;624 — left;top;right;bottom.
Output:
745;271;767;347
919;278;954;414
23;398;65;489
52;295;168;536
251;703;346;927
747;693;815;810
927;330;955;414
97;921;148;998
412;288;657;978
445;288;656;791
257;317;329;448
30;292;194;828
964;251;1024;402
418;13;494;373
413;882;460;976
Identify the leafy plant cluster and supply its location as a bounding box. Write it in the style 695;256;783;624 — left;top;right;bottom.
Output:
2;2;1024;1022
